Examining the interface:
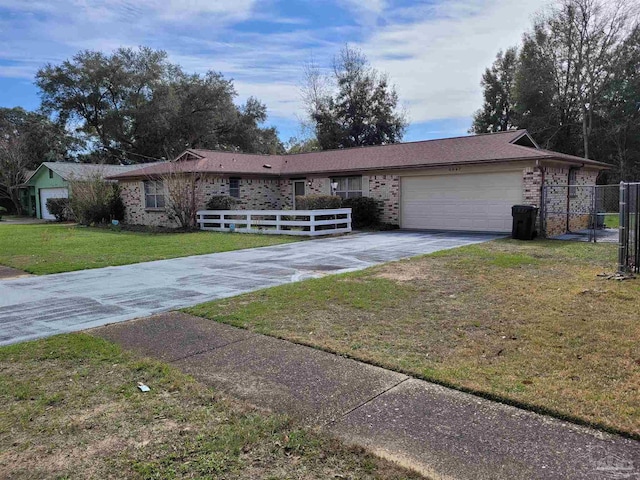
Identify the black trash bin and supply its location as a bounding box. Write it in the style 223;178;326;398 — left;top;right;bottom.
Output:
511;205;538;240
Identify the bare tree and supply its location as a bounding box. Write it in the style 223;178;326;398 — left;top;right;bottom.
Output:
301;55;332;120
544;0;637;158
0;132;29;214
161;167;198;230
572;0;637;158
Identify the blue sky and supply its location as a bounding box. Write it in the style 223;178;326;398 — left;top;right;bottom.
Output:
0;0;548;143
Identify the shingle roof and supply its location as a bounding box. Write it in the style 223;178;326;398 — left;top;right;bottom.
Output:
108;130;610;180
35;162;164;182
22;169;37;183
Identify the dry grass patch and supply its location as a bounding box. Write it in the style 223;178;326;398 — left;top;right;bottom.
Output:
186;239;640;437
0;334;423;479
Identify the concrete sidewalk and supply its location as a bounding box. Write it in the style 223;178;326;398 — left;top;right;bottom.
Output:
93;312;640;480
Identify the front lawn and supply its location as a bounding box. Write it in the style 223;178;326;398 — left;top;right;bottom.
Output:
186;239;640;437
0;224;299;275
0;334;421;479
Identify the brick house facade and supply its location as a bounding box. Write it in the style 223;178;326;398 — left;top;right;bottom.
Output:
538;166;600;237
111;130;609;235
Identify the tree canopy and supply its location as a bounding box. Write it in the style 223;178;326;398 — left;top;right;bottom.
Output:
472;47;519;133
36;47;283;163
302;46;407;150
0;107;76;213
472;0;639;180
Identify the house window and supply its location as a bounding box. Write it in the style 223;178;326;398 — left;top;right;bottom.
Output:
229;178;240;198
568;169;577;198
48;168;53;179
332;176;362;199
144;180;165;209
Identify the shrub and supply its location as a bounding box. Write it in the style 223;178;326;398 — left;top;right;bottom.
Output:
342;197;380;228
377;222;400;231
206;195;241;210
0;205;6;220
69;175;125;225
295;195;342;210
107;184;125;221
46;198;72;222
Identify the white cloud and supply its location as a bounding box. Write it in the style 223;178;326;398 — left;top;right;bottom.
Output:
138;0;256;21
358;0;548;122
337;0;388;26
0;64;40;79
233;79;302;118
0;0;260;76
339;0;387;15
0;0;256;20
156;1;550;131
0;0;552;136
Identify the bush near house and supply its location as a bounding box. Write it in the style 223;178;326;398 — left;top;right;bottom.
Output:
45;198;72;222
0;206;6;220
294;195;384;229
205;195;242;210
294;194;342;210
69;177;125;225
108;184;126;221
342;197;380;228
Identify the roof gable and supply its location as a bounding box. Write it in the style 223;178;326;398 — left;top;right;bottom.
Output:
26;163;66;186
175;150;205;162
510;131;539;148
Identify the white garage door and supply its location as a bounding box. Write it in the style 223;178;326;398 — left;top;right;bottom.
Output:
40;188;69;220
400;171;523;232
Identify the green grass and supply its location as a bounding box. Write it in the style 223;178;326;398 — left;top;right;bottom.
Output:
0;224;300;274
600;212;620;229
0;334;422;479
186;239;640;438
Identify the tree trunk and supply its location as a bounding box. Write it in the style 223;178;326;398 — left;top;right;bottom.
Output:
9;188;22;215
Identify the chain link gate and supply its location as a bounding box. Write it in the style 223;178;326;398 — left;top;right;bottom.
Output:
541;184;620;242
618;182;640;274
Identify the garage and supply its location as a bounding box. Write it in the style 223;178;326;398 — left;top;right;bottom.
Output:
400;171;523;232
39;187;68;220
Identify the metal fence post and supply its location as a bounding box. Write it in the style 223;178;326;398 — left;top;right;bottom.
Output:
636;184;640;274
591;185;597;243
540;185;547;238
618;182;627;273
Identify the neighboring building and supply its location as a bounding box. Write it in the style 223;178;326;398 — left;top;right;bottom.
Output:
18;170;37;217
109;130;610;235
21;162;153;220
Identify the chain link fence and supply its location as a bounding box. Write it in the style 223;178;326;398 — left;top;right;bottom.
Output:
541;184;620;242
619;183;639;274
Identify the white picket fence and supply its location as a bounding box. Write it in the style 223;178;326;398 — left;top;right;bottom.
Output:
196;209;352;236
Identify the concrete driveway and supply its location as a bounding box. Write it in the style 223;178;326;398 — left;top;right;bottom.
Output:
0;231;500;346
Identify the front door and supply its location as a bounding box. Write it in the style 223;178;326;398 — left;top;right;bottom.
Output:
293;180;305;209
